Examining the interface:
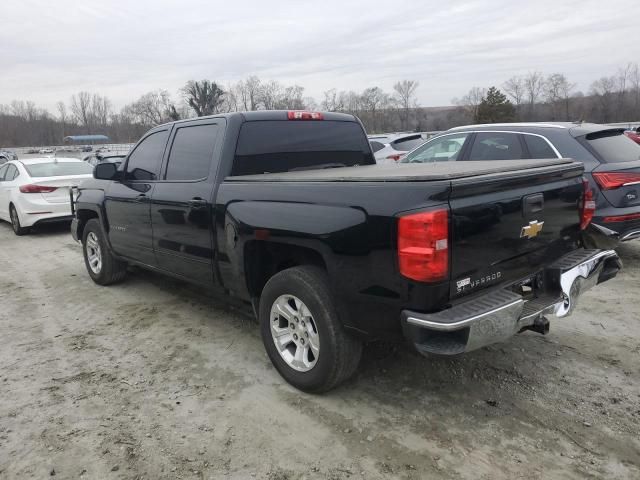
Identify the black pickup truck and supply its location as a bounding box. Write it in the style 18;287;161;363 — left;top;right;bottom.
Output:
71;111;621;392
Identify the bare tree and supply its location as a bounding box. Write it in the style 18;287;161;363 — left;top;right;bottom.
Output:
183;80;225;116
544;73;575;120
237;76;261;111
590;76;617;122
453;87;486;123
71;92;92;133
56;101;67;137
321;89;344;111
91;94;112;130
126;90;179;127
258;80;283;110
393;80;419;130
523;71;545;119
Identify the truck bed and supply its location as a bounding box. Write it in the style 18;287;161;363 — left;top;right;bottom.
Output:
225;158;580;182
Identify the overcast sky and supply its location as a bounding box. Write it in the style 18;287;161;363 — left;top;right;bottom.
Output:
0;0;637;111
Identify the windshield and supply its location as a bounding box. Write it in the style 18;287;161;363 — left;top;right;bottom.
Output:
24;162;94;177
233;121;375;175
585;130;640;163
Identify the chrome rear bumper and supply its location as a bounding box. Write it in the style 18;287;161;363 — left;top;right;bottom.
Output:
402;249;621;356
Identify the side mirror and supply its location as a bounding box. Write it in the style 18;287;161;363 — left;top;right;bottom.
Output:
94;162;118;181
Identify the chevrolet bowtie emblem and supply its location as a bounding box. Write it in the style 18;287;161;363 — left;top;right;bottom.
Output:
521;220;544;239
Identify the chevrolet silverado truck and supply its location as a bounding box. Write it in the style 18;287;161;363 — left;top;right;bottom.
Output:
70;111;621;392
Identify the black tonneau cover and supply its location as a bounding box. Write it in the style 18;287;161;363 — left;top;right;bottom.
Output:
225;159;580;182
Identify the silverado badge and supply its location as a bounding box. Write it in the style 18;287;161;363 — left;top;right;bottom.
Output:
520;220;544;239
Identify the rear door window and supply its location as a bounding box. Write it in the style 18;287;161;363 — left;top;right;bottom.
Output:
524;135;559;159
165;124;220;181
468;132;524;160
0;164;7;180
584;130;640;163
403;133;470;163
232;121;374;175
125;130;169;181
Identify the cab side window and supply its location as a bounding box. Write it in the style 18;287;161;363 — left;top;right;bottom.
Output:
125;130;169;181
468;132;524;160
165;124;220;181
0;164;7;181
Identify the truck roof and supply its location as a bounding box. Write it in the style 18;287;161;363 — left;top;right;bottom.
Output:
159;110;358;128
226;158;581;182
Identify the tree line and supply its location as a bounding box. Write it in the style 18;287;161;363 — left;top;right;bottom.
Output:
0;62;638;147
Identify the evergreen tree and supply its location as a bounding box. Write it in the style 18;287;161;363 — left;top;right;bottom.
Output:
475;87;515;123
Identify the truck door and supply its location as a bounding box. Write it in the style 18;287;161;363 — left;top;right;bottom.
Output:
150;120;223;285
105;128;169;265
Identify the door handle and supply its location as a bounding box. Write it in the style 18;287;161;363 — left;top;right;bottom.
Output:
188;198;207;209
135;194;148;203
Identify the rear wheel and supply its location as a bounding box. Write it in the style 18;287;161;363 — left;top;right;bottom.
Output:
10;204;29;236
259;266;362;393
82;218;127;285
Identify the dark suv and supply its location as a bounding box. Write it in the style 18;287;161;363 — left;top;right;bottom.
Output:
402;122;640;244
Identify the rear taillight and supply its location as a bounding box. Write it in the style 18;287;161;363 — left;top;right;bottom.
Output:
602;212;640;223
580;179;596;230
398;209;449;282
19;184;58;193
287;111;324;120
386;154;402;162
592;172;640;190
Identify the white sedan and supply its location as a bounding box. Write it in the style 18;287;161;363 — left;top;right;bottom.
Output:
0;158;93;235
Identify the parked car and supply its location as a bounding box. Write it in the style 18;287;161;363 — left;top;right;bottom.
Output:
0;158;93;235
0;149;18;164
38;148;54;154
402;122;640;244
70;111;619;392
624;128;640;145
81;145;93;152
368;133;426;163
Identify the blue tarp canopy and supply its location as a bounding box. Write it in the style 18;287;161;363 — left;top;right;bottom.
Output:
64;135;110;143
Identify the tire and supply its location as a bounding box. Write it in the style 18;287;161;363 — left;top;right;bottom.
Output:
9;204;29;236
82;218;127;285
259;266;362;393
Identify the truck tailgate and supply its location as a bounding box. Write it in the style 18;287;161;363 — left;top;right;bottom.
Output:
449;161;584;299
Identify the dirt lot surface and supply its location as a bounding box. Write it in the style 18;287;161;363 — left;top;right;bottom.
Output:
1;222;639;479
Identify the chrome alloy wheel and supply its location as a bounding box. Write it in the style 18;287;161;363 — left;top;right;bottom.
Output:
85;232;102;274
270;294;320;372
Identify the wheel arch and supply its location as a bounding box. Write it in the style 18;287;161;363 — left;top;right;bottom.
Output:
244;240;328;302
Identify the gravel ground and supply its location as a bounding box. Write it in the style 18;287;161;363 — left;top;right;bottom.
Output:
1;221;639;479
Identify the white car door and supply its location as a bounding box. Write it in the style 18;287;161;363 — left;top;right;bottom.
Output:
0;164;9;220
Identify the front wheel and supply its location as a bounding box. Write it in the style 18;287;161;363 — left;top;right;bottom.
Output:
259;266;362;393
82;218;127;285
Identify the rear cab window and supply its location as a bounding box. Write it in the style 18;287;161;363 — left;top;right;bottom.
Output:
232;121;374;176
23;162;93;177
583;130;640;163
